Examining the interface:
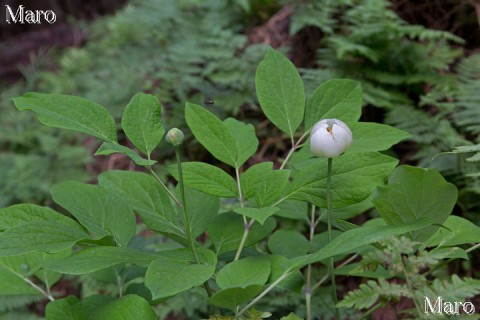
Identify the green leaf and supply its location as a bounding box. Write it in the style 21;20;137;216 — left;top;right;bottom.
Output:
145;248;216;299
185;102;238;167
425;215;480;247
95;142;156;167
167;162;237;198
267;255;303;292
240;162;274;199
0;204;84;232
46;296;82;320
182;187;220;238
98;171;184;242
207;212;276;255
255;170;290;207
240;162;290;206
287;219;432;271
24;250;71;288
347;122;411;153
37;247;160;275
121;93;165;158
274;200;309;220
0;249;65;294
234;207;279;225
305;79;362;130
281;313;303;320
209;285;263;311
224;118;259;167
0;205;90;257
283;152;398;208
51;181;136;246
373;165;458;241
255;49;305;137
0;264;38;295
12;92;117;142
90;295;156;320
216;256;271;289
46;295;116;320
268;230;310;259
0;222;91;257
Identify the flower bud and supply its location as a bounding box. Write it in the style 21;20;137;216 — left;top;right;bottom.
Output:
310;119;352;158
165;128;184;146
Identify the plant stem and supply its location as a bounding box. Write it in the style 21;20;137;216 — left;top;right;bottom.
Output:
311;254;358;292
399;254;422;318
148;167;181;207
360;302;382;320
22;276;54;301
174;147;213;298
279;131;310;170
235;167;247;226
305;205;316;320
234;218;254;261
237;271;291;317
234;166;251;260
326;157;339;319
175;147;199;262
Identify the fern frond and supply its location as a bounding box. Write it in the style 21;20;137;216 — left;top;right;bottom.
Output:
338;279;409;310
420;275;480;304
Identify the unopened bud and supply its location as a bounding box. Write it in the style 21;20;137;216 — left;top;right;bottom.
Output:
310;119;352;158
165;128;184;146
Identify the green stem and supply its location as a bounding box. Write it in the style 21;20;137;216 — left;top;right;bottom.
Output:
237;271;291;317
234;218;254;261
235;167;247;226
399;254;422;318
148;167;181;207
279;131;310;170
20;274;54;301
234;166;251;260
360;302;382;320
174;147;213;298
326;157;339;319
312;254;358;293
305;205;316;320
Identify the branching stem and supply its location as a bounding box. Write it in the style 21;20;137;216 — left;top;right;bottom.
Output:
279;131;310;170
148;167;181;207
237;271;291;317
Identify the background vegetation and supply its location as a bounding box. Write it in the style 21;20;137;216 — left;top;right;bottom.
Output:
1;0;479;318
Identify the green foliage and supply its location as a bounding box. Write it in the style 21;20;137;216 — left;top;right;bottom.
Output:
339;278;410;309
144;248;216;300
305;79;362;130
373;165;458;241
47;294;156;320
52;181;136;246
2;47;471;320
292;0;463;107
37;0;269;118
185;103;241;168
12;93;117;143
255;49;305;138
207;212;276;256
121;93;165;159
339;236;480;317
283;152;398;208
0;86;90;208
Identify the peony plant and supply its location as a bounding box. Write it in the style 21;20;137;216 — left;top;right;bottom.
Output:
0;49;467;320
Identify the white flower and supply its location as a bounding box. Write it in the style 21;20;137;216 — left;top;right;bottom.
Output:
310;119;353;158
